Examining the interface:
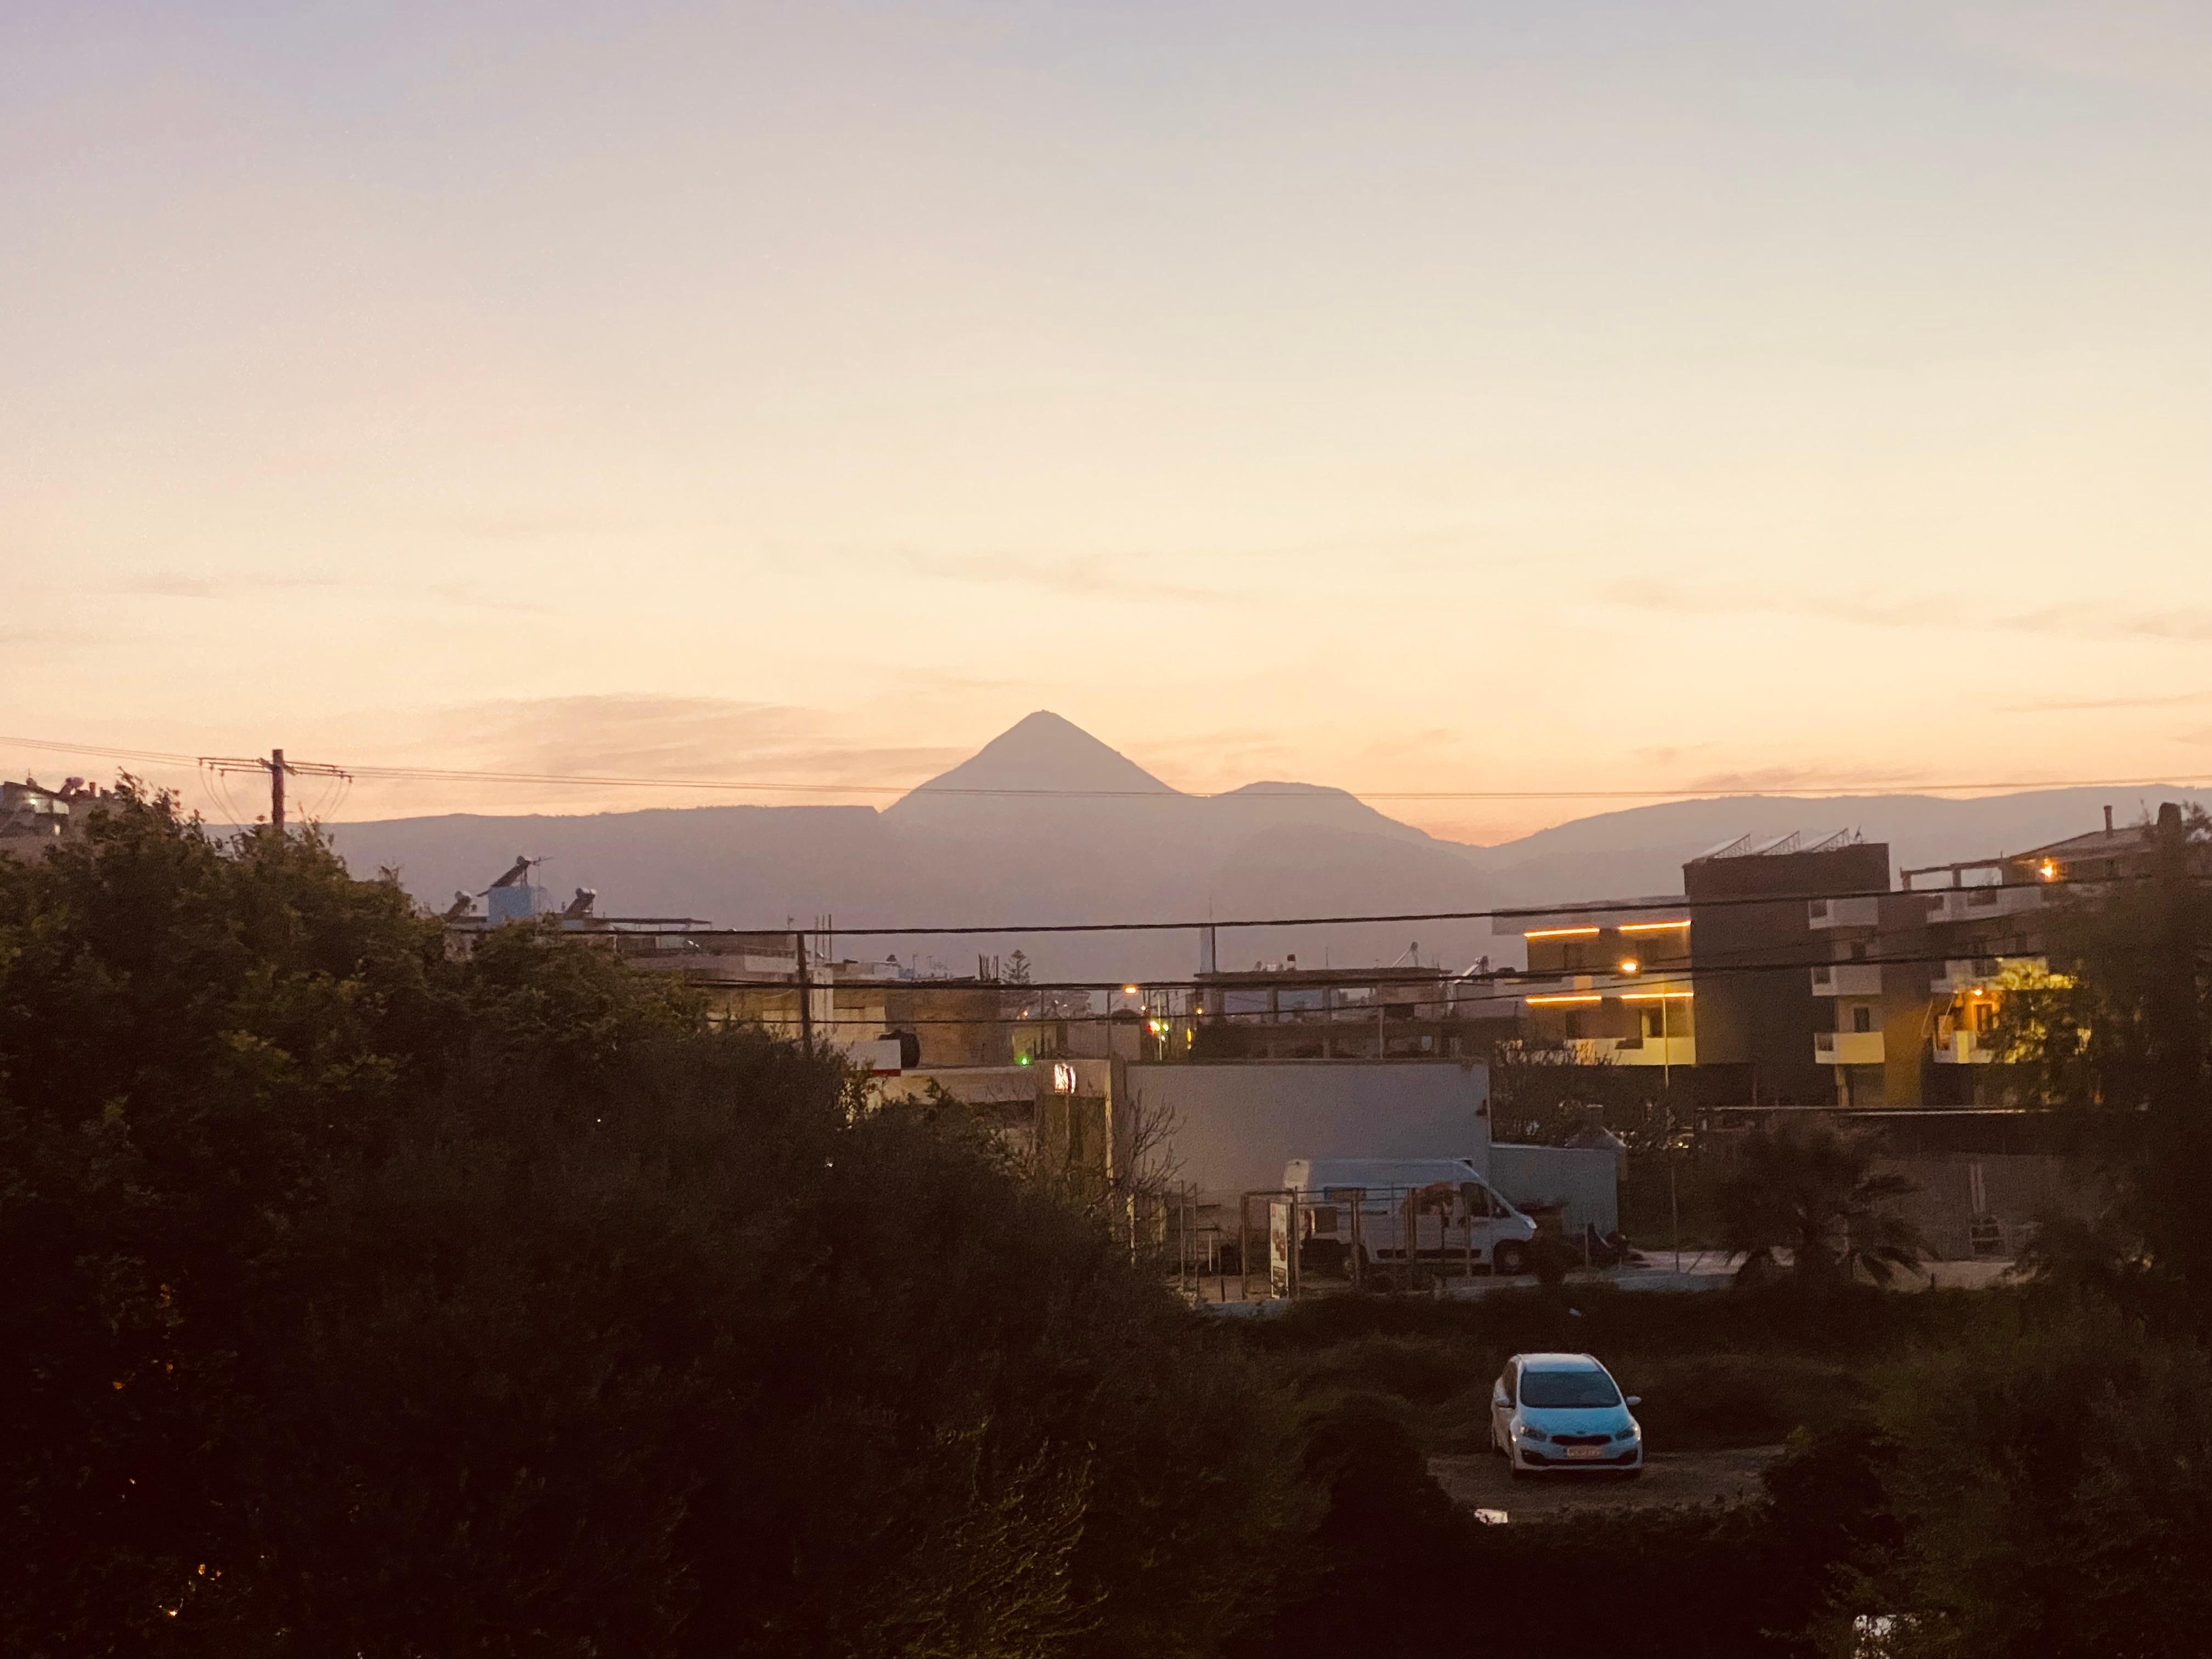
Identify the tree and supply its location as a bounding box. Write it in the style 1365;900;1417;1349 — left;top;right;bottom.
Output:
1715;1121;1926;1287
1993;803;2212;1328
1822;1302;2212;1659
0;788;1302;1657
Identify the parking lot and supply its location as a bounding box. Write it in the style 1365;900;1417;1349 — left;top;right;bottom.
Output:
1428;1445;1782;1519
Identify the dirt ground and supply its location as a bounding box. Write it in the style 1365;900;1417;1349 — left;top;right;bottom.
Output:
1429;1445;1784;1520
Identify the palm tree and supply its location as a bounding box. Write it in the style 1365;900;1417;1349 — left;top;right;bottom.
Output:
1717;1120;1926;1286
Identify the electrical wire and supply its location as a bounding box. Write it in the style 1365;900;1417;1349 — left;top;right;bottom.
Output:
624;868;2178;940
6;733;2210;806
662;940;2092;1019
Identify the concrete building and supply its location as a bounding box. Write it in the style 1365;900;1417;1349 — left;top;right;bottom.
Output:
1487;897;1697;1073
1685;830;1896;1107
1191;927;1517;1062
0;777;105;857
1487;831;1894;1106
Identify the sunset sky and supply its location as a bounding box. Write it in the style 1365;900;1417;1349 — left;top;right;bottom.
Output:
4;1;2207;843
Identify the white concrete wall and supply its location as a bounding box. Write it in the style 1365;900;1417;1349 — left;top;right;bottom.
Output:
1487;1143;1619;1235
1128;1059;1491;1204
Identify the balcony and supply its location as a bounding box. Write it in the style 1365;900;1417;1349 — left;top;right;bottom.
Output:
1815;1030;1886;1065
1929;956;2045;994
1567;1035;1698;1068
1807;896;1881;929
1921;884;2043;926
1932;1030;1999;1064
1810;963;1883;996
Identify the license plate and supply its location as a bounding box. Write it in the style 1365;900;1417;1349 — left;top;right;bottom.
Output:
1565;1446;1604;1460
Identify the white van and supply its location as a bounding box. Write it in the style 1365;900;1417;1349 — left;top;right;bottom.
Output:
1282;1156;1539;1276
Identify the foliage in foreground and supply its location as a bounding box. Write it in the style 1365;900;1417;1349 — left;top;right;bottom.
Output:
1813;1300;2212;1659
0;791;1302;1657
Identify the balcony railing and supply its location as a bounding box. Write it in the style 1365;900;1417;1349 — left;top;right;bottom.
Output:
1932;1030;1999;1064
1814;1030;1886;1065
1922;885;2043;925
1807;896;1881;929
1810;963;1883;996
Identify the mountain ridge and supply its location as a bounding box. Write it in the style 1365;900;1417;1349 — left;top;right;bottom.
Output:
323;712;2209;979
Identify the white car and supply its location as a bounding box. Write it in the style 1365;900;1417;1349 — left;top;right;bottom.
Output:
1489;1352;1643;1477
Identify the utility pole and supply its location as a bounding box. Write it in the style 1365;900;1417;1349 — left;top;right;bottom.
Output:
269;748;286;833
794;928;813;1054
2145;802;2208;1314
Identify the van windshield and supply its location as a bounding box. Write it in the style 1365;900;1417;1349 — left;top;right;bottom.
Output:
1519;1369;1620;1408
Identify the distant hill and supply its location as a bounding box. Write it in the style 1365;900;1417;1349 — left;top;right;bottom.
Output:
325;712;2208;981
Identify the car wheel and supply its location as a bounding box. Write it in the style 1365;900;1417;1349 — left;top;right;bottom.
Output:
1493;1240;1528;1276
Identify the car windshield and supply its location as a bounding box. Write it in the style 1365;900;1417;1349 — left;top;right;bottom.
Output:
1519;1368;1620;1408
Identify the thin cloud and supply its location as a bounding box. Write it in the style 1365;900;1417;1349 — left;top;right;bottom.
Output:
896;550;1227;605
115;571;549;614
426;694;964;788
446;509;607;543
118;572;346;600
424;583;553;615
2002;690;2212;714
1606;582;2212;644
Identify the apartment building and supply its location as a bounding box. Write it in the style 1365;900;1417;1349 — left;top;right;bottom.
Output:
1189;918;1521;1062
0;777;104;857
1487;899;1697;1073
1490;830;1892;1104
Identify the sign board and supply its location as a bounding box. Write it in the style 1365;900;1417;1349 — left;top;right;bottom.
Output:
1268;1199;1295;1299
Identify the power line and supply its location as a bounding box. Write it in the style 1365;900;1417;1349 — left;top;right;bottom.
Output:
5;733;2210;806
707;942;2106;1026
656;870;2172;939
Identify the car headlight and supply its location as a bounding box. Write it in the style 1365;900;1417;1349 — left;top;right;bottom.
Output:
1613;1426;1639;1442
1516;1425;1548;1443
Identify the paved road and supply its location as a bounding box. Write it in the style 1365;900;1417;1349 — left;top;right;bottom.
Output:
1429;1445;1783;1519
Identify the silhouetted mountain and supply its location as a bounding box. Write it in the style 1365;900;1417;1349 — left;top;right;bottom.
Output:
1464;788;2212;912
324;713;2208;983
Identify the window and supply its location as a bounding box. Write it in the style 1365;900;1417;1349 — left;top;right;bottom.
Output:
1853;1006;1874;1034
1519;1368;1622;1409
1849;942;1868;961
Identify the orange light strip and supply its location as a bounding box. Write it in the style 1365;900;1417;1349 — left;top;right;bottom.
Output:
1524;926;1600;939
1618;919;1691;933
1621;989;1694;1001
1526;993;1602;1006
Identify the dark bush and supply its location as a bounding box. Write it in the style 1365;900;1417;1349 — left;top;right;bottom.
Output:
1629;1353;1866;1451
0;794;1305;1658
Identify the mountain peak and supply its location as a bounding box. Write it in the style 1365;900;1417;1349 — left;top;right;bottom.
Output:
889;711;1178;807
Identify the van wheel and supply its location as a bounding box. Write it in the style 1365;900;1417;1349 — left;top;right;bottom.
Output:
1493;1241;1528;1277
